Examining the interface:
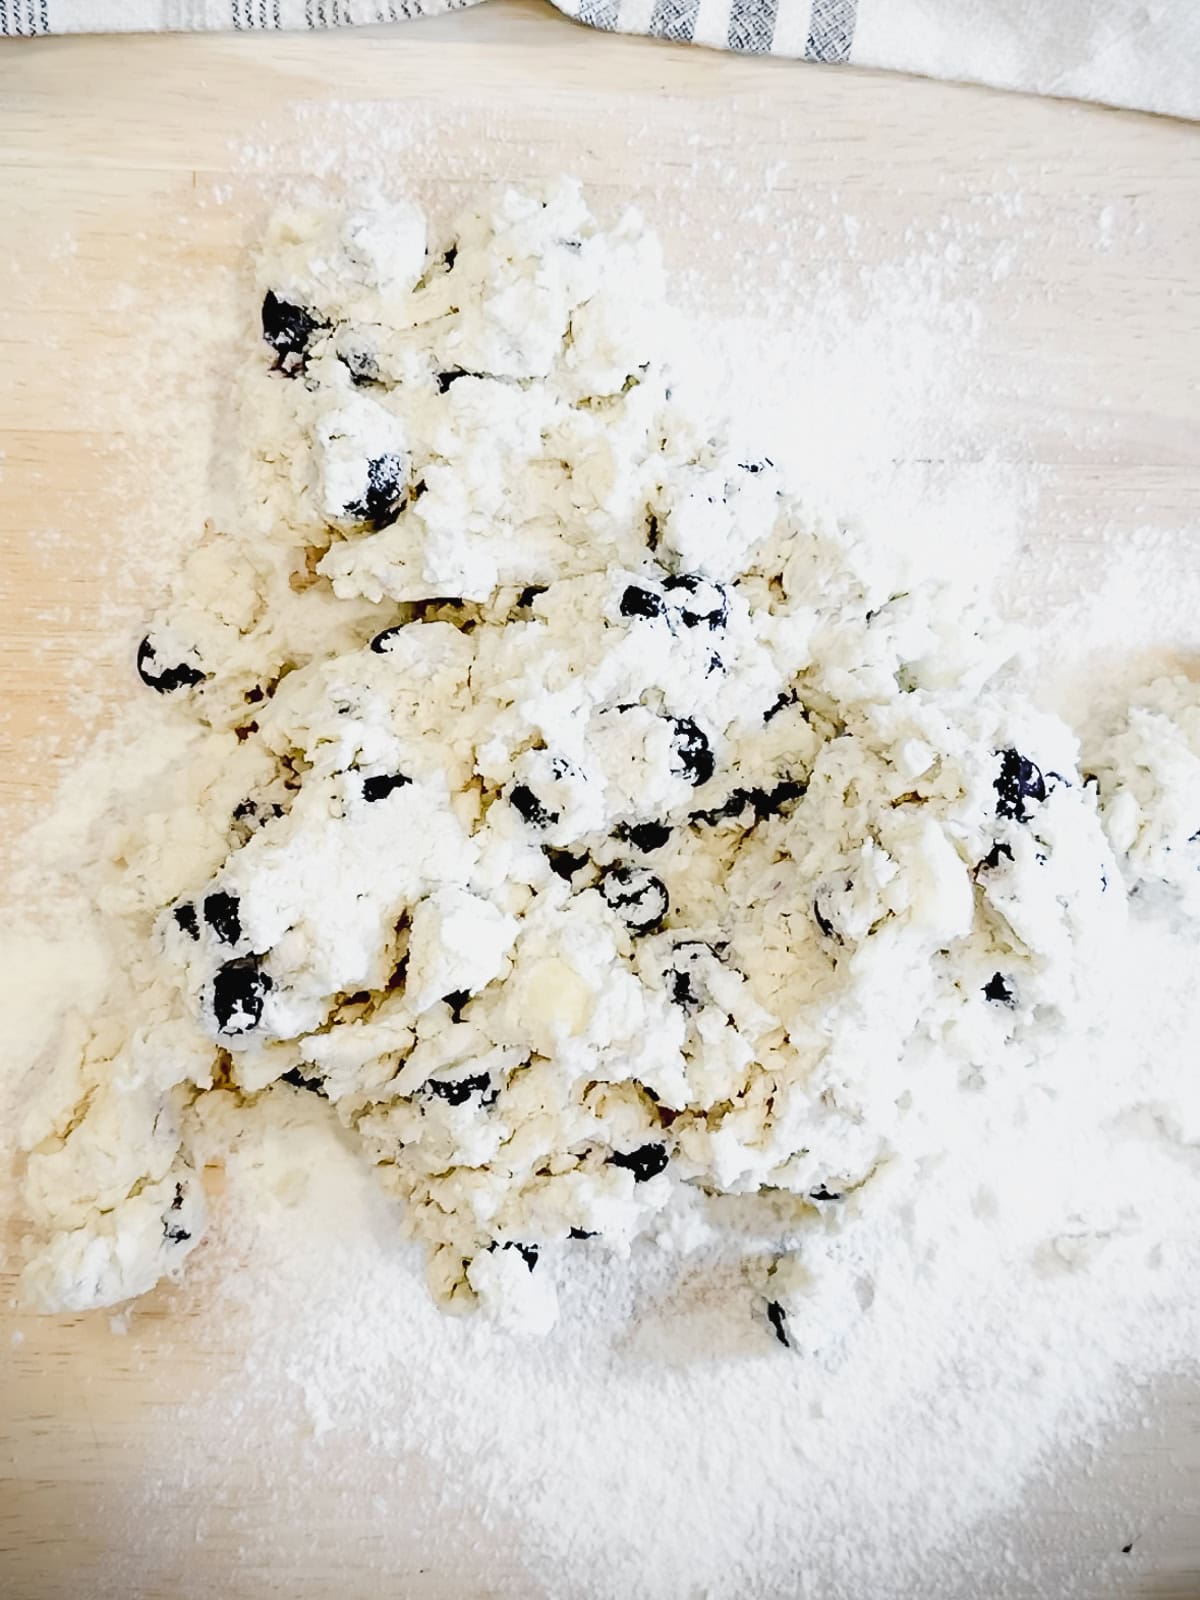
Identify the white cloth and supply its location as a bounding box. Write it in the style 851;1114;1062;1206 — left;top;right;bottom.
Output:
2;0;1196;120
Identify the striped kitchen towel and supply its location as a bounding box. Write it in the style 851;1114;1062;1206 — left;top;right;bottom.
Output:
1;0;1196;121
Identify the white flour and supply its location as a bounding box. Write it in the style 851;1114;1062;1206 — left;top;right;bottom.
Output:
2;105;1198;1600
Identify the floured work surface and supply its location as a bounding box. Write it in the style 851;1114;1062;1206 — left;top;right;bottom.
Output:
1;8;1199;1599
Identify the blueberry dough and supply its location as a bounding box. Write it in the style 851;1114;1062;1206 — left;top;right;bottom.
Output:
19;184;1125;1335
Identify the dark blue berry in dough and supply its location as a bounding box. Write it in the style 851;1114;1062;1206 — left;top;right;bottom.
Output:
809;1184;843;1201
362;772;411;803
568;1227;598;1240
370;625;405;654
620;584;666;620
212;958;272;1036
137;637;204;695
670;717;714;787
346;452;407;529
510;784;560;828
173;902;199;941
436;368;469;392
281;1066;326;1097
504;1241;539;1271
663;573;728;630
518;585;548;609
427;1071;494;1107
203;891;241;946
994;749;1046;822
442;989;471;1022
546;848;589;882
617;821;671;853
979;841;1014;871
600;865;669;934
765;1299;791;1348
608;1143;669;1182
261;290;326;375
983;972;1015;1005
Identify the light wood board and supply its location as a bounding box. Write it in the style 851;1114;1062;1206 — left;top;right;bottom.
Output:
0;6;1198;1596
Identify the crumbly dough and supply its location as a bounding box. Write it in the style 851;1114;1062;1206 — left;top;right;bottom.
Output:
18;184;1125;1333
1085;674;1200;919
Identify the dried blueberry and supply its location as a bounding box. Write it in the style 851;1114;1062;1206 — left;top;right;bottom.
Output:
994;749;1046;822
608;1143;669;1182
211;957;272;1036
345;452;407;529
568;1227;598;1240
751;779;806;819
173;902;200;941
763;689;800;725
546;848;590;882
427;1071;495;1108
370;625;405;654
203;891;242;947
280;1066;326;1097
665;941;723;1013
599;866;669;934
765;1299;791;1348
616;820;672;853
362;772;412;803
979;841;1014;871
442;989;471;1022
983;972;1015;1006
620;584;666;620
261;290;326;376
669;717;715;787
809;1184;843;1202
510;784;560;828
338;347;380;387
499;1241;539;1271
436;368;470;392
137;637;205;695
517;585;548;609
443;244;458;270
663;573;728;630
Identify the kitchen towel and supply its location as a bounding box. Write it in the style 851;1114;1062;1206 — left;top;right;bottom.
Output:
1;0;1196;120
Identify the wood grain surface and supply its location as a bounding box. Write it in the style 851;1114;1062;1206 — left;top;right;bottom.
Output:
0;6;1198;1597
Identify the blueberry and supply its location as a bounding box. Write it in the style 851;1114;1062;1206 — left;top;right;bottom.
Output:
442;989;470;1022
338;348;380;387
750;779;806;820
665;941;722;1013
620;584;666;620
261;290;326;376
546;848;589;882
426;1071;495;1108
763;689;800;725
212;957;272;1036
362;772;411;803
498;1241;539;1271
436;368;469;392
345;452;407;529
765;1299;790;1348
510;784;560;828
232;799;257;821
280;1066;327;1097
568;1227;598;1240
173;902;199;941
608;1143;669;1182
162;1184;191;1245
663;573;728;630
370;625;405;654
979;841;1014;871
616;821;671;853
808;1184;843;1202
983;972;1015;1005
518;585;548;609
599;866;669;934
443;244;458;270
994;749;1046;822
137;637;205;695
203;891;242;947
669;717;714;787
